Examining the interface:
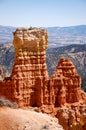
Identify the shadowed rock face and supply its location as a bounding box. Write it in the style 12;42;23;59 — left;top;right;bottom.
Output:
0;27;86;130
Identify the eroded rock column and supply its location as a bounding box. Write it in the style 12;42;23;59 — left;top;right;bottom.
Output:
11;27;49;107
49;58;86;107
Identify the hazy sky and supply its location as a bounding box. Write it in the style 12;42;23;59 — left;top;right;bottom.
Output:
0;0;86;27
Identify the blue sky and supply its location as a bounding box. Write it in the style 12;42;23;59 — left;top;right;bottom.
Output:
0;0;86;27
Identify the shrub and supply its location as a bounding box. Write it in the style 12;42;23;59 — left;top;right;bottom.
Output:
33;107;40;112
41;124;49;130
0;97;18;108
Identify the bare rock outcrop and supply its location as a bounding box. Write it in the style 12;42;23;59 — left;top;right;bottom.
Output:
56;104;86;130
46;58;86;130
11;27;49;107
0;27;86;130
0;27;49;107
40;57;86;130
49;58;86;107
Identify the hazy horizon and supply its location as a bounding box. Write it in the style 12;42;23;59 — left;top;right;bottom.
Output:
0;24;86;28
0;0;86;27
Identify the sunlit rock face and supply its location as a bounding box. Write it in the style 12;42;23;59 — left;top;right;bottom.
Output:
12;27;49;107
49;58;86;107
0;27;86;108
0;27;49;107
13;28;48;53
0;27;86;130
47;58;86;130
56;104;86;130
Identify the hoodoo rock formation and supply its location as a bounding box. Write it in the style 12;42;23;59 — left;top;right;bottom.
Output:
0;27;49;107
49;58;86;130
49;58;86;107
0;27;86;129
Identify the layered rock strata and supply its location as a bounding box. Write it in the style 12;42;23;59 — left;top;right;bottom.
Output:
0;27;86;129
0;27;49;107
56;104;86;130
0;27;86;107
49;58;86;107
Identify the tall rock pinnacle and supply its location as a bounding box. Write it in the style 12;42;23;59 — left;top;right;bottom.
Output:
11;27;49;107
0;27;49;107
49;57;86;107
